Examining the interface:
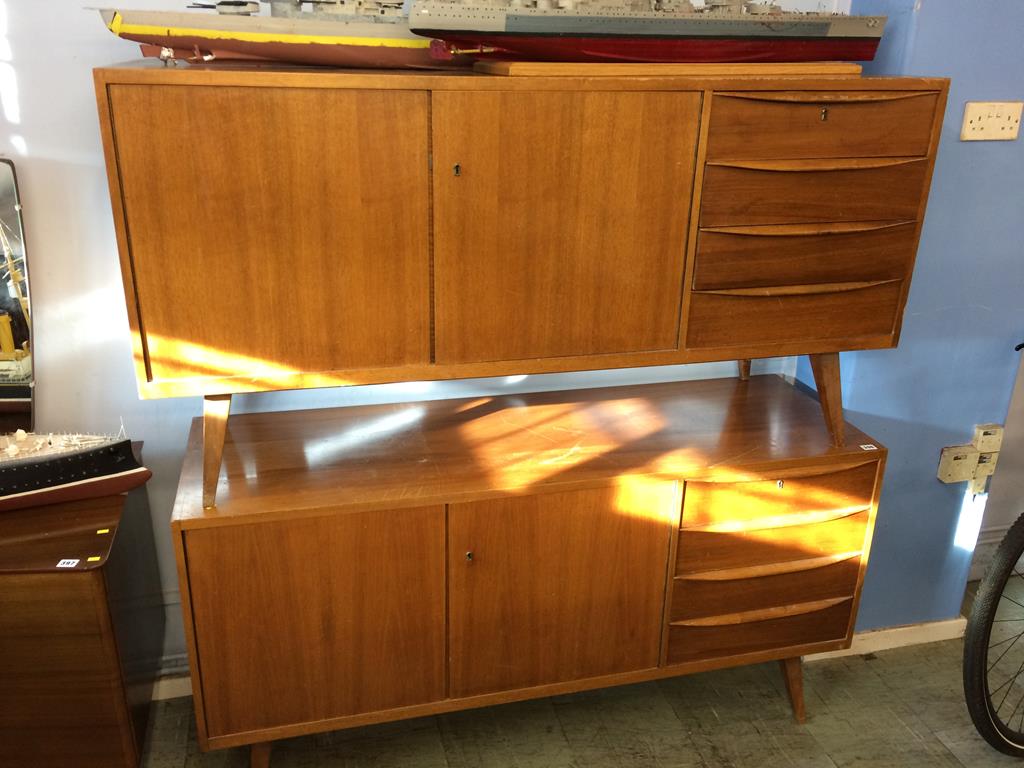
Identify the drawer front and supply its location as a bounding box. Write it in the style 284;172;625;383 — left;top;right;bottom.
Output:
706;91;938;160
686;280;903;349
699;158;928;227
671;556;862;622
666;598;853;665
682;462;877;530
693;221;917;291
677;509;870;574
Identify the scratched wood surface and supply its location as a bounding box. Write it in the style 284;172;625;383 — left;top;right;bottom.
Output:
172;375;882;529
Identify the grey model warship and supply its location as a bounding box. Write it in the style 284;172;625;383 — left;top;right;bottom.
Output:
409;0;887;63
100;0;469;69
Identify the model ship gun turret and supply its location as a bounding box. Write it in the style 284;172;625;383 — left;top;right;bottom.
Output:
409;0;886;62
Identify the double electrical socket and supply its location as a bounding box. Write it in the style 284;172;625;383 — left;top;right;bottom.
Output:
961;102;1023;141
937;423;1004;491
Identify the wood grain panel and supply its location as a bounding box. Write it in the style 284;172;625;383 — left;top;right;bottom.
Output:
693;221;917;290
184;506;446;737
699;159;928;226
682;462;877;529
432;90;700;363
0;572;136;768
666;598;852;665
677;509;870;574
707;91;937;160
686;281;903;348
448;481;677;697
108;85;431;381
671;556;861;621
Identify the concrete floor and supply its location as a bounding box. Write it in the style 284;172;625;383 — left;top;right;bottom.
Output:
142;637;1021;768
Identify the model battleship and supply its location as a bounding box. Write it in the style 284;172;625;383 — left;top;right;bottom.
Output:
99;0;468;69
409;0;887;63
0;431;151;513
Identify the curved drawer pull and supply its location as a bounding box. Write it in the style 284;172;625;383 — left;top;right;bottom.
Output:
694;279;901;298
715;91;937;105
707;157;926;173
684;505;869;533
671;596;853;627
678;551;863;582
700;220;916;237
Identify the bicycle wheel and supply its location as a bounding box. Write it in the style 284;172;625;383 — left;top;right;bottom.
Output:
964;511;1024;756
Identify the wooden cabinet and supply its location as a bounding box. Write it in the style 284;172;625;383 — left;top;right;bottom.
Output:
94;66;947;398
171;376;885;758
432;90;699;362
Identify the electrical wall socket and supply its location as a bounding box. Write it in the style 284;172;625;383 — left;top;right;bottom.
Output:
976;451;1001;478
973;423;1004;452
961;101;1023;141
938;444;981;483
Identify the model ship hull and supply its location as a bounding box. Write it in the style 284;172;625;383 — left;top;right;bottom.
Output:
410;5;885;63
0;438;151;513
101;9;461;69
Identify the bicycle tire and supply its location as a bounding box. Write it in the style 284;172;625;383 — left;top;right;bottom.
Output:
964;510;1024;756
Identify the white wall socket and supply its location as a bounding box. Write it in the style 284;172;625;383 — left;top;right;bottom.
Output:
973;423;1005;452
938;444;981;483
961;102;1022;141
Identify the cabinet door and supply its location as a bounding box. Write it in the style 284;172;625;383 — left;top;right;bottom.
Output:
184;507;445;738
109;85;431;383
432;91;701;364
448;480;678;697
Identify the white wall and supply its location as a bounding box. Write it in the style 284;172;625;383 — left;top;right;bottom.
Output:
3;0;797;672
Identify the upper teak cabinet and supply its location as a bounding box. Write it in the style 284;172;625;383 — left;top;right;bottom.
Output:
432;90;700;363
95;68;947;399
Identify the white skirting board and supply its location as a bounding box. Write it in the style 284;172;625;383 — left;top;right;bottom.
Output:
149;617;968;702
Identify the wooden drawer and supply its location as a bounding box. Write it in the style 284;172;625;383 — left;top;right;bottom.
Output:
706;91;938;160
682;462;877;529
666;597;853;665
677;509;870;574
693;221;917;291
685;280;903;348
670;556;861;622
699;157;929;227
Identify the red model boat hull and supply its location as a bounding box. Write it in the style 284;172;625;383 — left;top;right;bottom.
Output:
429;33;881;63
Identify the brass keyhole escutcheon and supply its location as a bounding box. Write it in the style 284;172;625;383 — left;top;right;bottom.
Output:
453;163;462;177
465;550;474;562
777;480;785;489
820;107;829;122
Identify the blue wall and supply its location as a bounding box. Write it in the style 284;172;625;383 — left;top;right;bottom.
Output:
797;0;1024;629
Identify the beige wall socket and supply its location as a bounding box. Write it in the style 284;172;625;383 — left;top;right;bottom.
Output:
973;423;1005;452
961;102;1023;141
976;451;1001;478
938;444;981;483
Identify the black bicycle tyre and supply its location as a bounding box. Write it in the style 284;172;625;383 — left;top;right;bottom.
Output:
964;510;1024;756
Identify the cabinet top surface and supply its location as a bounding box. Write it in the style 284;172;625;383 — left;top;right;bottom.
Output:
95;61;948;92
173;375;884;529
0;496;125;573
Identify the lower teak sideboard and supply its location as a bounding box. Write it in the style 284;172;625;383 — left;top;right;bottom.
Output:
172;375;885;766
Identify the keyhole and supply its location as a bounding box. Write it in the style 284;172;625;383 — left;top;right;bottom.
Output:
453;163;461;177
820;107;829;122
465;550;474;562
777;480;785;489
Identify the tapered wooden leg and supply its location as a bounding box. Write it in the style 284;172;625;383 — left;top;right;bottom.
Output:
250;742;272;768
737;359;752;381
202;394;232;508
779;657;806;724
809;352;845;447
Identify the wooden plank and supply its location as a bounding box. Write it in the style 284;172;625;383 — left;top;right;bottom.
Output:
473;61;863;77
169;376;886;529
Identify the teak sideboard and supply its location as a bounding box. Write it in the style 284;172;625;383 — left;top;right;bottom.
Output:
94;63;947;503
172;375;885;766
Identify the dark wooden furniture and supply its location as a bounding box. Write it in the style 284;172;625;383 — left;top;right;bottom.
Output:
171;375;886;765
94;63;946;503
0;495;160;768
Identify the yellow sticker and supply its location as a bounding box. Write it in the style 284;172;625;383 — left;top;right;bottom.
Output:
96;529;110;535
87;556;102;563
